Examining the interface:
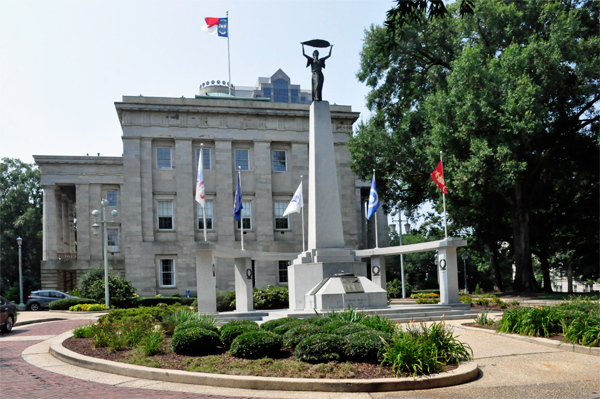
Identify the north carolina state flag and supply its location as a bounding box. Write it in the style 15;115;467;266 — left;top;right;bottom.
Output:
431;161;448;194
201;17;228;37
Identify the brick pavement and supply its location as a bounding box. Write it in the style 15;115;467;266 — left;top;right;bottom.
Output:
0;320;266;399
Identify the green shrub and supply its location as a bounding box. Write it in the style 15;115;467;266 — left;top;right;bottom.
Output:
282;324;323;348
72;323;94;338
69;303;109;311
334;323;370;336
142;330;164;356
322;320;353;334
459;295;473;304
253;285;289;310
272;319;304;335
301;317;330;326
386;279;403;299
474;312;494;327
380;322;472;376
475;298;491;307
160;309;216;336
345;331;390;363
99;305;182;324
474;284;481;295
49;297;98;310
175;319;219;336
230;330;282;359
171;327;221;355
563;318;600;347
220;321;259;348
134;297;194;307
260;317;301;332
359;314;396;334
78;267;137;308
295;334;345;363
216;291;236;312
414;292;440;304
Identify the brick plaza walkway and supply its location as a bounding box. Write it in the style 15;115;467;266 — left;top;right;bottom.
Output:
0;320;264;399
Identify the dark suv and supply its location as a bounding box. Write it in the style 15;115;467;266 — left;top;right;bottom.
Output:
1;296;18;332
26;290;76;311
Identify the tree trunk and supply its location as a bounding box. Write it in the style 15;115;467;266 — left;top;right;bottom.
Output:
511;184;540;292
538;253;553;293
567;262;573;293
487;241;504;292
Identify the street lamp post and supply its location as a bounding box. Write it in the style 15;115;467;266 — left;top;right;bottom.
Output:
461;252;469;294
16;237;25;310
92;199;118;307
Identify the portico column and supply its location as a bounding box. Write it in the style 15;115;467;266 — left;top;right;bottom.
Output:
42;185;59;260
370;255;387;290
234;257;254;312
438;246;460;305
195;250;217;313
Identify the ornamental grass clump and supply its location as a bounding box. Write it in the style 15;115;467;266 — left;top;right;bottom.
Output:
282;324;323;349
380;322;472;377
294;334;345;363
230;330;282;359
171;327;221;356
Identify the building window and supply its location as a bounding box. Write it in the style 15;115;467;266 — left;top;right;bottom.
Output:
274;202;289;230
198;202;213;230
107;229;119;252
278;260;289;283
157;148;172;169
263;87;272;99
237;201;252;230
291;89;299;103
158;200;173;230
272;150;287;172
235;149;249;171
196;148;211;170
273;79;289;103
301;96;306;103
159;258;175;287
106;190;118;206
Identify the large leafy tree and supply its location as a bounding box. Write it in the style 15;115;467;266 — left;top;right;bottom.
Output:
351;0;599;292
0;158;43;297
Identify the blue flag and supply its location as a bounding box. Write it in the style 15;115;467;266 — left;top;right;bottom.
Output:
234;175;243;221
366;174;379;220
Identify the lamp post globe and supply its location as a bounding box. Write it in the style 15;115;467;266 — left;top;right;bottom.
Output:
16;237;26;310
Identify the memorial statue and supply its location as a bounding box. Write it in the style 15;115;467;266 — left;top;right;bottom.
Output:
302;40;333;102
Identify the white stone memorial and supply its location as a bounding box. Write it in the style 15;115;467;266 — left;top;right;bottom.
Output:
305;273;387;312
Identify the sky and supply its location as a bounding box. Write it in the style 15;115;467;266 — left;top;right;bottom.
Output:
0;0;395;164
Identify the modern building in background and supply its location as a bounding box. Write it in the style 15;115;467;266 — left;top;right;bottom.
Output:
34;70;388;296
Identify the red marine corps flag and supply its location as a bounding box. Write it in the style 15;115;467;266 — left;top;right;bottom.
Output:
430;161;448;194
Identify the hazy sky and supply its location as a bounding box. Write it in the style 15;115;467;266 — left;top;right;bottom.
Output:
1;0;394;164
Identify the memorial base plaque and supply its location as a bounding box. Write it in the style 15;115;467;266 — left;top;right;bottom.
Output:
304;273;387;312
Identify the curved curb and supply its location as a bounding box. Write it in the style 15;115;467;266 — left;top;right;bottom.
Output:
460;324;600;357
49;331;479;392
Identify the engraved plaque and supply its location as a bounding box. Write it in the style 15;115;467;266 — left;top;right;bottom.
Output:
341;276;364;293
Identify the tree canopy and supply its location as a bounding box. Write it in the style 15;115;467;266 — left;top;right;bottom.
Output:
351;0;599;291
0;158;43;298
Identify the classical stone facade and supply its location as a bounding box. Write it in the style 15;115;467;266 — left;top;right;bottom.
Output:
35;92;389;296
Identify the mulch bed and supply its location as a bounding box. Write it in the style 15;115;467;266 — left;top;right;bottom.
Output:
63;337;458;379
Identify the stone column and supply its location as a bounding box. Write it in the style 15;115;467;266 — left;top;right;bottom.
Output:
371;255;387;290
196;250;216;313
42;185;58;260
253;141;273;245
215;140;234;242
308;101;345;250
438;246;459;305
68;201;76;253
234;257;254;312
140;138;154;242
75;184;91;260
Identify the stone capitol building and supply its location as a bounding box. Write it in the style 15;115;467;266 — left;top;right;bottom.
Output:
34;70;388;297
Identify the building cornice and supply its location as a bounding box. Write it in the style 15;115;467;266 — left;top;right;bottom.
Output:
33;155;123;165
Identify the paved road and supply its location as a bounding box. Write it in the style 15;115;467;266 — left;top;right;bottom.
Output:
1;315;599;399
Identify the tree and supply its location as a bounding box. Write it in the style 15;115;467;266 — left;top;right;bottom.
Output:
0;158;43;298
351;0;599;292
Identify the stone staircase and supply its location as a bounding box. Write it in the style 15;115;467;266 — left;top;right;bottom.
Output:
216;304;489;325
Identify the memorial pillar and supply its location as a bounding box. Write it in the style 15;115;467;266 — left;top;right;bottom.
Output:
438;246;460;304
234;257;254;312
371;255;387;290
195;250;217;313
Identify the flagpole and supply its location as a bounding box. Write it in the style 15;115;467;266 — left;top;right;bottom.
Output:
440;151;448;239
226;10;231;97
201;143;207;241
373;169;379;249
238;166;244;250
301;175;305;253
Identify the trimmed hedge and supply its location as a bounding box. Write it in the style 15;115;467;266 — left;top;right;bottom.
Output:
294;333;345;363
333;323;370;337
322;320;353;334
345;331;391;363
282;324;323;349
230;330;282;359
301;317;330;326
49;297;98;310
171;327;221;356
220;322;259;348
260;317;301;333
134;297;195;307
176;320;219;336
272;319;304;335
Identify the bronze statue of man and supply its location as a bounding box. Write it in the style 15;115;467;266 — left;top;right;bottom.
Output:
302;41;333;102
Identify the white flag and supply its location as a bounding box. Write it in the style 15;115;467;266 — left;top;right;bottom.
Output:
283;182;303;217
195;149;205;207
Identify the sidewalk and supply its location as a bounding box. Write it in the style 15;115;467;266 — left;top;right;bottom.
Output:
3;314;599;399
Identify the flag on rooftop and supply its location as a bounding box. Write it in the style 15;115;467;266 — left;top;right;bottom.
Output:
366;174;379;220
201;17;228;37
431;160;448;194
283;182;303;217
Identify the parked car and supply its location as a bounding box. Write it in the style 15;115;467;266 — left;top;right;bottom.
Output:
26;290;76;311
1;296;18;333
